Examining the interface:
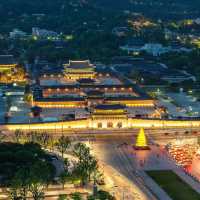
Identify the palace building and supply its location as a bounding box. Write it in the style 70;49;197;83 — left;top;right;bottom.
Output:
63;60;96;80
32;84;156;108
90;104;128;129
3;105;200;131
0;55;27;84
31;59;161;118
0;55;17;73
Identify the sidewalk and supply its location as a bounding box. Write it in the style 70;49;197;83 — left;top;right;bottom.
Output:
174;168;200;194
139;171;172;200
0;185;90;200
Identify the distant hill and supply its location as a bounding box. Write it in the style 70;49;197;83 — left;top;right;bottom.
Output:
1;0;200;16
0;0;200;33
93;0;200;19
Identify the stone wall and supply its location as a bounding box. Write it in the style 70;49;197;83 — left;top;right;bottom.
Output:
1;118;200;131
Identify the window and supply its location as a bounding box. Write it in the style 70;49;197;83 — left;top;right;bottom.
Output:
117;122;122;128
107;122;113;128
97;123;102;128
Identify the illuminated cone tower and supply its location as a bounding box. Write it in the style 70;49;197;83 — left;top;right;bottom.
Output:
134;128;150;150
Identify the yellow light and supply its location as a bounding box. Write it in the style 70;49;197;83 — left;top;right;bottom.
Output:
135;128;148;148
65;35;73;40
33;36;38;40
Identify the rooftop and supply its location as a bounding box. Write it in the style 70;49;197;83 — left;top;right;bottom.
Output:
34;96;85;102
86;90;104;97
94;104;126;110
77;78;96;84
65;60;94;69
0;55;16;65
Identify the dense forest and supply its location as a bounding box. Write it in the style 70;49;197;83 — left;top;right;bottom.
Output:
0;0;200;33
0;0;200;64
1;0;200;34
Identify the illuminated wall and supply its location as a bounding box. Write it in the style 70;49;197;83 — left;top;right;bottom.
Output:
33;101;86;108
33;99;156;108
2;118;200;131
105;100;155;107
64;72;96;80
4;119;90;131
0;64;16;73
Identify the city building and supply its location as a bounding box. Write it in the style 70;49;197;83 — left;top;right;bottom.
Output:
120;42;192;56
112;27;129;37
9;29;27;39
0;55;17;73
32;27;59;40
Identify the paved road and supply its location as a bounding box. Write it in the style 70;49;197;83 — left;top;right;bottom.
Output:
90;140;158;200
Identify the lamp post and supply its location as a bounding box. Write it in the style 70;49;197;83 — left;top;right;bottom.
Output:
190;121;193;134
62;118;64;137
28;112;32;132
29;119;30;132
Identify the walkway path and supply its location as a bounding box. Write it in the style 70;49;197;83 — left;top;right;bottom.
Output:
139;171;172;200
174;168;200;194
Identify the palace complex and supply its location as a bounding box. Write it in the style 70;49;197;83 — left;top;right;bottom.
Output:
1;59;200;131
33;60;156;110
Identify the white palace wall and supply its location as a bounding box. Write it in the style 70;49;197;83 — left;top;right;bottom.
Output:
1;118;200;131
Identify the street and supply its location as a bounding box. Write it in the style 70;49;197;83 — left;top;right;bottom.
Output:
89;139;158;200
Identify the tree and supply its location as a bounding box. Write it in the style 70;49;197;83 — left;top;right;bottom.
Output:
73;143;90;162
13;129;24;143
64;158;70;171
97;190;115;200
9;187;20;200
71;192;83;200
9;159;54;200
88;190;115;200
0;131;5;143
59;171;70;189
57;194;68;200
10;168;30;200
55;136;71;158
0;142;55;200
73;143;98;185
37;132;51;149
26;131;38;143
129;69;142;83
28;161;53;200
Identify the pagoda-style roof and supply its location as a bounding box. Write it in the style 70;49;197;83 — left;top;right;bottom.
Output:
0;55;16;66
94;104;126;110
77;78;96;85
31;106;42;111
86;90;104;97
34;96;84;102
92;104;127;118
64;60;94;69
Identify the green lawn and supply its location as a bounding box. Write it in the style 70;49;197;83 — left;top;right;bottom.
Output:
146;170;200;200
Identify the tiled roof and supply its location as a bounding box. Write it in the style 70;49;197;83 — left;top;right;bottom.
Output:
0;55;16;65
67;60;93;69
95;104;126;110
